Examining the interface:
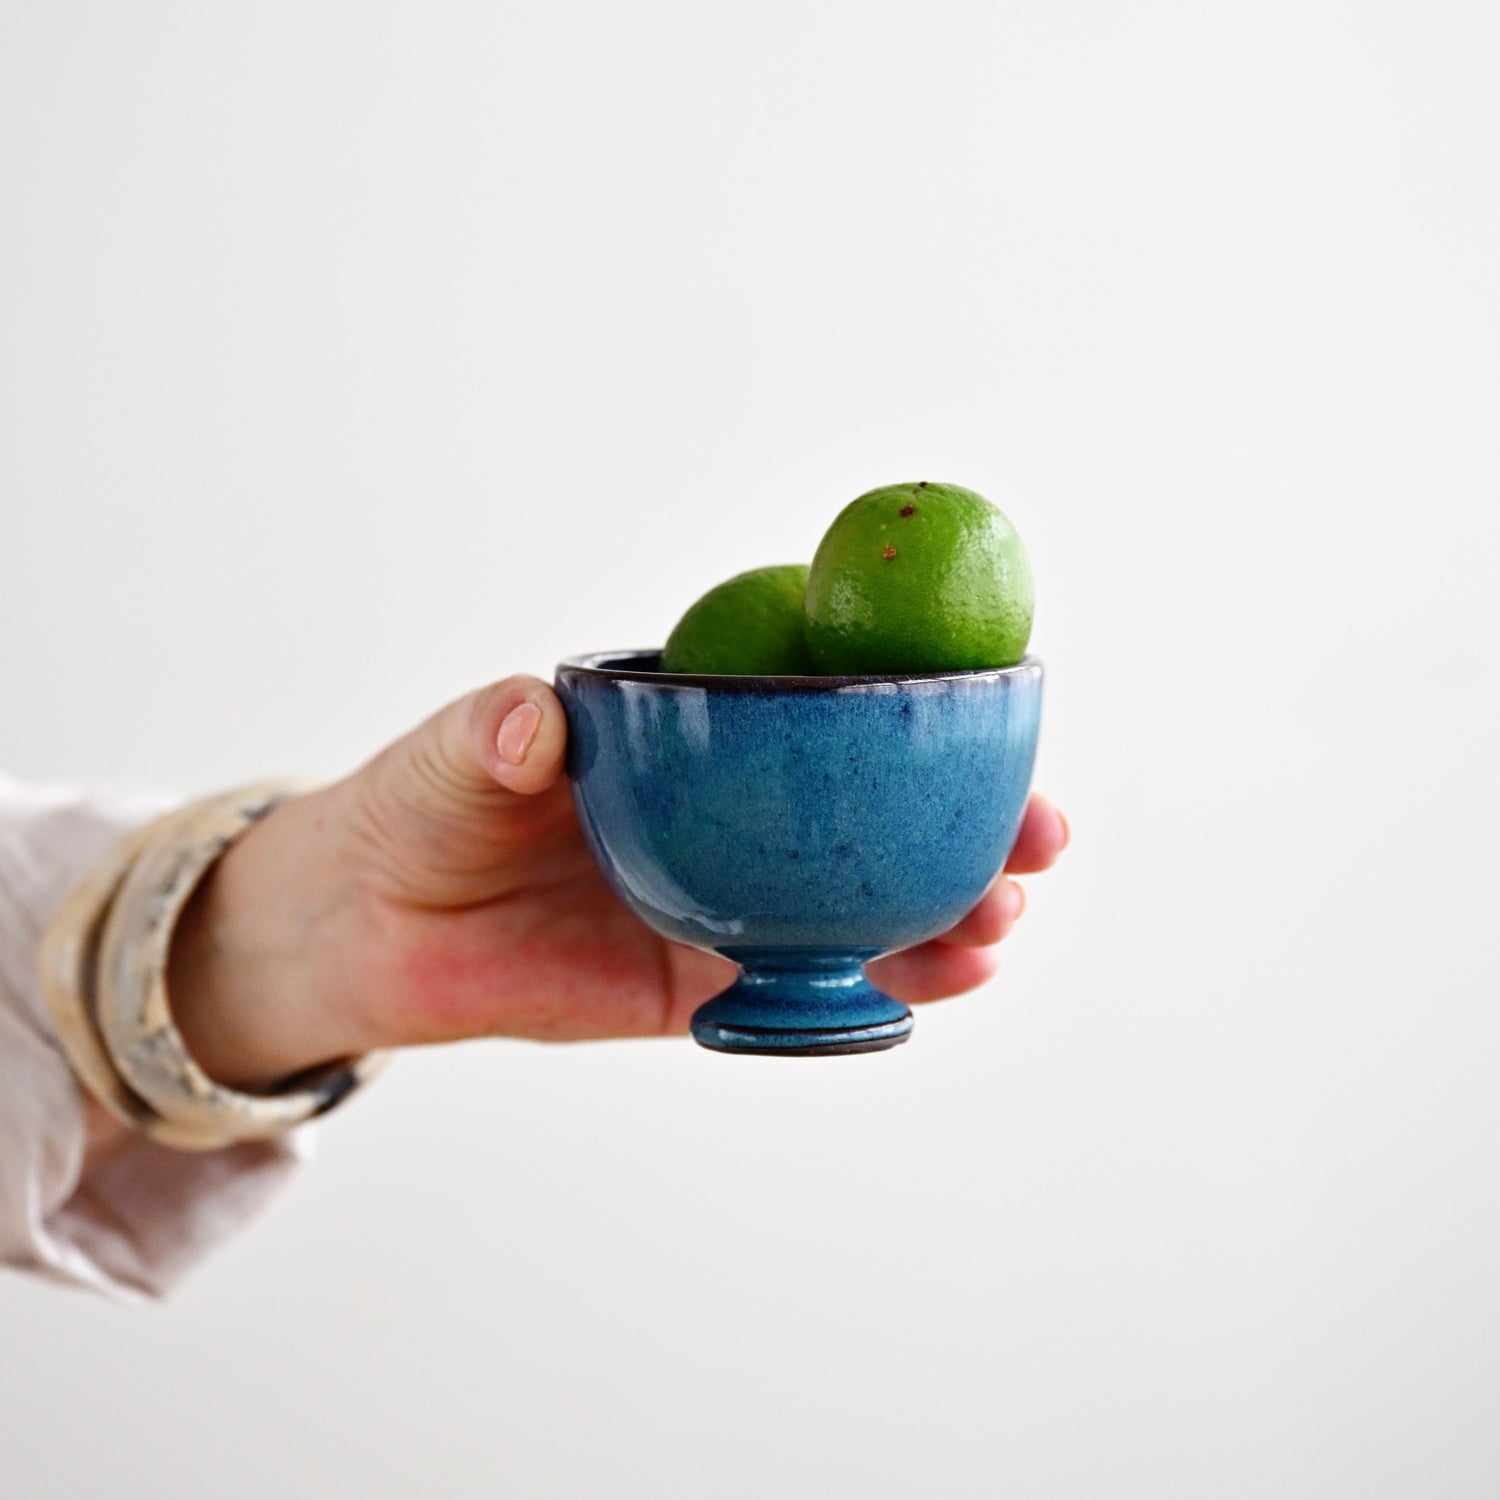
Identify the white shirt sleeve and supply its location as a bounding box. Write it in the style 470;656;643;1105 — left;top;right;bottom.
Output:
0;769;310;1303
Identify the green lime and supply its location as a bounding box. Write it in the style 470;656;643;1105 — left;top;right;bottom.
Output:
661;564;816;675
803;481;1033;673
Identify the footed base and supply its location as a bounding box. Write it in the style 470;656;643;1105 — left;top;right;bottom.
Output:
690;954;913;1056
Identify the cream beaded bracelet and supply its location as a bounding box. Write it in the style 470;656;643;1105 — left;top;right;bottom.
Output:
40;781;387;1151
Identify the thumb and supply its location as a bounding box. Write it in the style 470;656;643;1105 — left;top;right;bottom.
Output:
380;675;570;828
441;674;569;799
348;675;572;909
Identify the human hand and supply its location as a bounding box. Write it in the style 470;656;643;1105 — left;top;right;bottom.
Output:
168;677;1069;1090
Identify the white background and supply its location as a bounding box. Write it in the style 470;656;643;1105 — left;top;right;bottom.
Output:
3;2;1498;1496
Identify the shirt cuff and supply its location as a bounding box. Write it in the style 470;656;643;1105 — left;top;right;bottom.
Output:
0;772;312;1302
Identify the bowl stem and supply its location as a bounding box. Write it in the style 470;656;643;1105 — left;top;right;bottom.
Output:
690;951;913;1056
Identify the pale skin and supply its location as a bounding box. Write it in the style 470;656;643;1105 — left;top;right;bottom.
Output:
118;675;1070;1110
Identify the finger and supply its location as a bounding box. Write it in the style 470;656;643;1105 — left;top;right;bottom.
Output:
412;674;569;803
1004;793;1070;874
473;678;569;797
936;878;1025;948
869;941;1003;1005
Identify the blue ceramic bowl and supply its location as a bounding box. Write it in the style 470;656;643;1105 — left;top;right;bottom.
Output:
554;651;1043;1055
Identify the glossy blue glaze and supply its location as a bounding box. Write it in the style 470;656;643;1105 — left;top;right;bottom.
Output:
554;651;1043;1055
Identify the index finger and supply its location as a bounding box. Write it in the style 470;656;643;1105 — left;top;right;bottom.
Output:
1004;794;1070;873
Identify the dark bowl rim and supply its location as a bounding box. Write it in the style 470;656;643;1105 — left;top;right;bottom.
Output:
555;649;1044;690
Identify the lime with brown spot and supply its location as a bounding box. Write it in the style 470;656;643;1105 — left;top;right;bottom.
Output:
803;481;1033;673
661;564;815;675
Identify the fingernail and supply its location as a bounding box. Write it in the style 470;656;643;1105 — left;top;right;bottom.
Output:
497;702;543;766
1056;808;1071;849
1002;880;1026;922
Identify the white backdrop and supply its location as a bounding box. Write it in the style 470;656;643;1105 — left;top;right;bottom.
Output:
3;3;1498;1496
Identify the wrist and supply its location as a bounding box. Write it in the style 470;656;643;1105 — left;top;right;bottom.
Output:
167;781;369;1092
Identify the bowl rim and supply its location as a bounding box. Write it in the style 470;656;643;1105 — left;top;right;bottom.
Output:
555;649;1044;690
